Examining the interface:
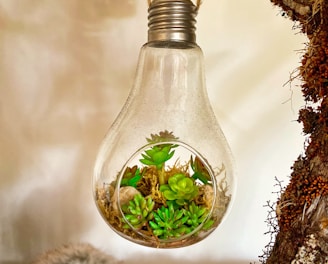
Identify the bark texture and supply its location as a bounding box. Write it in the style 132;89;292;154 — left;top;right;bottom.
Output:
265;0;328;263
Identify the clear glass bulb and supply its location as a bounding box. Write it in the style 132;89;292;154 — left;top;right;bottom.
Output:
93;0;236;248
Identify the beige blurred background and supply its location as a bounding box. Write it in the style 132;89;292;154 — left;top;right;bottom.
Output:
0;0;306;263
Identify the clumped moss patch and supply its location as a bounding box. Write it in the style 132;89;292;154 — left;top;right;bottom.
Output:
262;1;328;263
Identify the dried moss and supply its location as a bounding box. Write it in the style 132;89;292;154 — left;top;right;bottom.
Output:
263;0;328;263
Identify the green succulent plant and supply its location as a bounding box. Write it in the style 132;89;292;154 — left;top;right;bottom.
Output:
190;156;212;185
160;173;199;205
121;193;155;229
139;144;176;170
121;166;142;188
140;131;178;169
149;203;191;239
184;202;214;230
146;130;178;144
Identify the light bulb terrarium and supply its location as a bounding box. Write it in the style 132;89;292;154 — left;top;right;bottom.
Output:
93;0;236;248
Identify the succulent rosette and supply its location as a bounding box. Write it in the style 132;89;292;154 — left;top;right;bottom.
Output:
160;173;199;205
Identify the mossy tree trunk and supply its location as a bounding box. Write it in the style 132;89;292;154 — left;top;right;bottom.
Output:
264;0;328;263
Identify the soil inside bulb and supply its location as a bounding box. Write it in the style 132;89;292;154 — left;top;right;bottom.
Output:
95;132;231;248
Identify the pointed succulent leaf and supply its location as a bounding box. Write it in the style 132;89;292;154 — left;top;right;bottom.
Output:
153;229;164;237
139;158;155;166
129;208;138;215
145;148;156;156
140;197;147;209
152;151;169;164
147;212;154;221
190;156;212;185
203;219;215;230
142;209;148;218
164;207;170;221
147;197;155;211
129;217;141;226
153;213;162;223
197;207;206;217
175;208;184;221
121;166;142;187
149;220;159;230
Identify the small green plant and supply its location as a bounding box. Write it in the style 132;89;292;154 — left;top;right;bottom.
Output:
139;131;179;185
149;203;191;239
184;202;214;230
139;144;176;170
145;130;179;144
121;165;142;188
190;156;212;185
121;194;155;229
160;173;199;205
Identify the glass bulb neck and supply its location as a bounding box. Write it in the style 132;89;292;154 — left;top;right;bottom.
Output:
148;0;198;44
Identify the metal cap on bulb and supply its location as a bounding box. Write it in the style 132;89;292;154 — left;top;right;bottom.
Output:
148;0;198;43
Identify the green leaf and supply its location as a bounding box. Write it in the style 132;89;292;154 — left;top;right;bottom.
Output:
153;229;164;237
203;219;214;230
162;190;175;200
149;221;159;229
190;156;212;185
139;159;154;166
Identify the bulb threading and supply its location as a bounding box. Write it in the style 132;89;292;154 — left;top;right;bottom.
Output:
148;0;198;43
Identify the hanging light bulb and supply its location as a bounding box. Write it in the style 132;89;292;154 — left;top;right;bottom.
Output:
93;0;236;248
